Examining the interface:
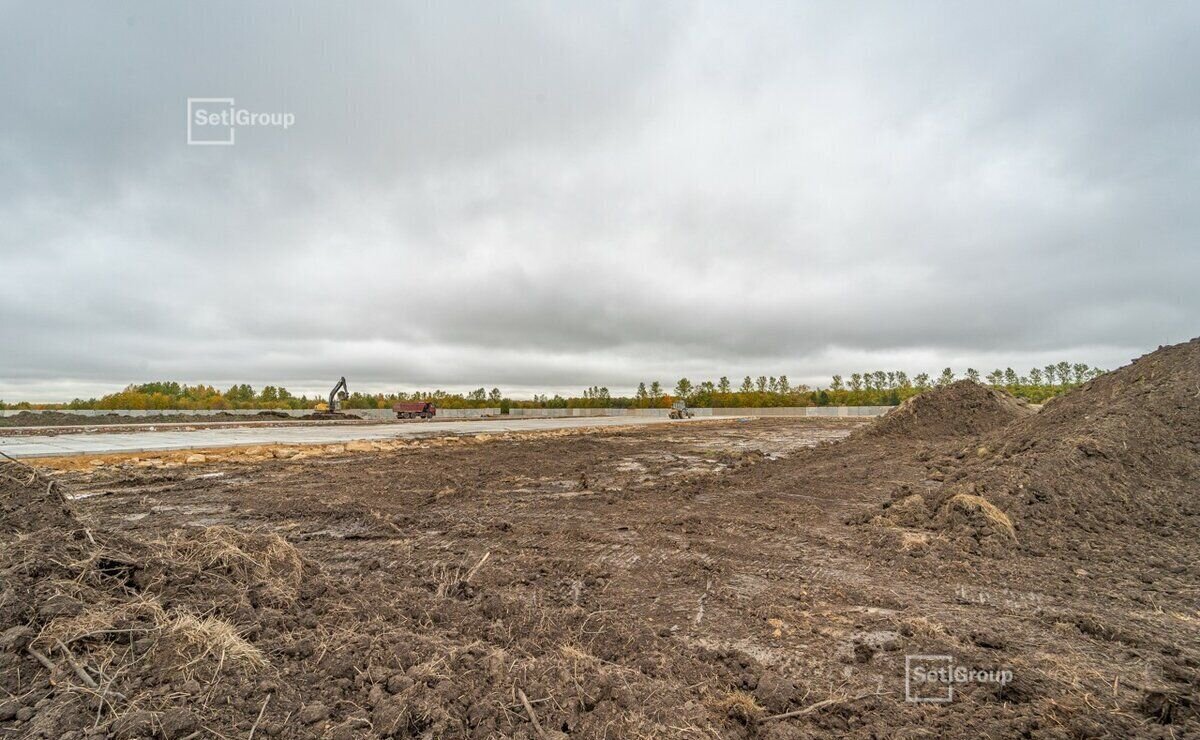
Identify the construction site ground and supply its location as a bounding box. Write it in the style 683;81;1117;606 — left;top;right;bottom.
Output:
0;415;724;459
7;407;1194;738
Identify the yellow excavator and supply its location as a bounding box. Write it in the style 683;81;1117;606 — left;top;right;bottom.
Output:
313;377;350;416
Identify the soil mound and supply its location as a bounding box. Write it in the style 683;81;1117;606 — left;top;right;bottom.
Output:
862;380;1033;442
874;338;1200;557
0;458;327;737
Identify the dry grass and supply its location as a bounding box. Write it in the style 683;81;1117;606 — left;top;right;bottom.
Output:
36;595;266;671
938;493;1017;541
712;690;763;724
156;525;303;606
167;611;267;670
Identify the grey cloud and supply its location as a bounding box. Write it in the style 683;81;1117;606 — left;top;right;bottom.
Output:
1;2;1197;401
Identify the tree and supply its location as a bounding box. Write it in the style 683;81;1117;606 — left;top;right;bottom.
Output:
1043;365;1057;386
756;376;768;393
896;371;911;389
1055;362;1072;387
468;388;486;401
740;376;754;393
1072;363;1089;385
650;381;663;401
849;373;863;392
914;373;930;390
768;376;779;393
1004;368;1018;386
778;375;790;394
966;368;980;383
636;382;648;402
986;370;1004;387
675;377;693;399
830;375;844;391
872;371;887;390
717;376;731;394
225;384;255;404
1028;368;1043;386
936;368;955;387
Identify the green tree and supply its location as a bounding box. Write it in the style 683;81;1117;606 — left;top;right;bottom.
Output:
965;368;980;383
914;373;931;390
1055;362;1072;387
740;376;754;393
675;378;693;398
936;368;955;388
717;376;731;394
1028;368;1043;385
830;374;844;391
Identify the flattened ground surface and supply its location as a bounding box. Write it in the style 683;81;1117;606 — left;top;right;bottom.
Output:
17;417;1198;738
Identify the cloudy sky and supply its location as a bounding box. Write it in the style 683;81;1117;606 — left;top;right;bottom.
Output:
2;2;1197;401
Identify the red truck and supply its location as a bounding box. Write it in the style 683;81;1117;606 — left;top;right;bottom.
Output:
393;401;436;419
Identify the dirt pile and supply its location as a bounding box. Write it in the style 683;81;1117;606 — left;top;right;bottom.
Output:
861;380;1033;442
874;338;1200;558
0;457;327;737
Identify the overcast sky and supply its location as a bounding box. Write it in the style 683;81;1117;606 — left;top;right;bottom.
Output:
2;2;1197;401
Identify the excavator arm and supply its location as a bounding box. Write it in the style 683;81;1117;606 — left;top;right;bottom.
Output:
328;376;349;413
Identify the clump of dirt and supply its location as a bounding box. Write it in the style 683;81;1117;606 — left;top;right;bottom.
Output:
0;459;75;533
860;380;1033;442
0;457;325;737
876;338;1200;559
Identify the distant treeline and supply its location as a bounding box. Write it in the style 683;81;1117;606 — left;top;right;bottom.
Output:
0;382;505;412
0;363;1101;412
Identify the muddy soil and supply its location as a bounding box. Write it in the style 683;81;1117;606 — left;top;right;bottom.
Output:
3;407;1197;737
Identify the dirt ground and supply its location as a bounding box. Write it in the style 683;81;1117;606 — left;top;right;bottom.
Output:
3;397;1196;737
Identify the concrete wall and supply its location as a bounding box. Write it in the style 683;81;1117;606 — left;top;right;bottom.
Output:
506;408;632;418
710;406;893;417
504;406;893;419
1;406;888;420
0;409;319;418
436;408;500;419
0;408;501;420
